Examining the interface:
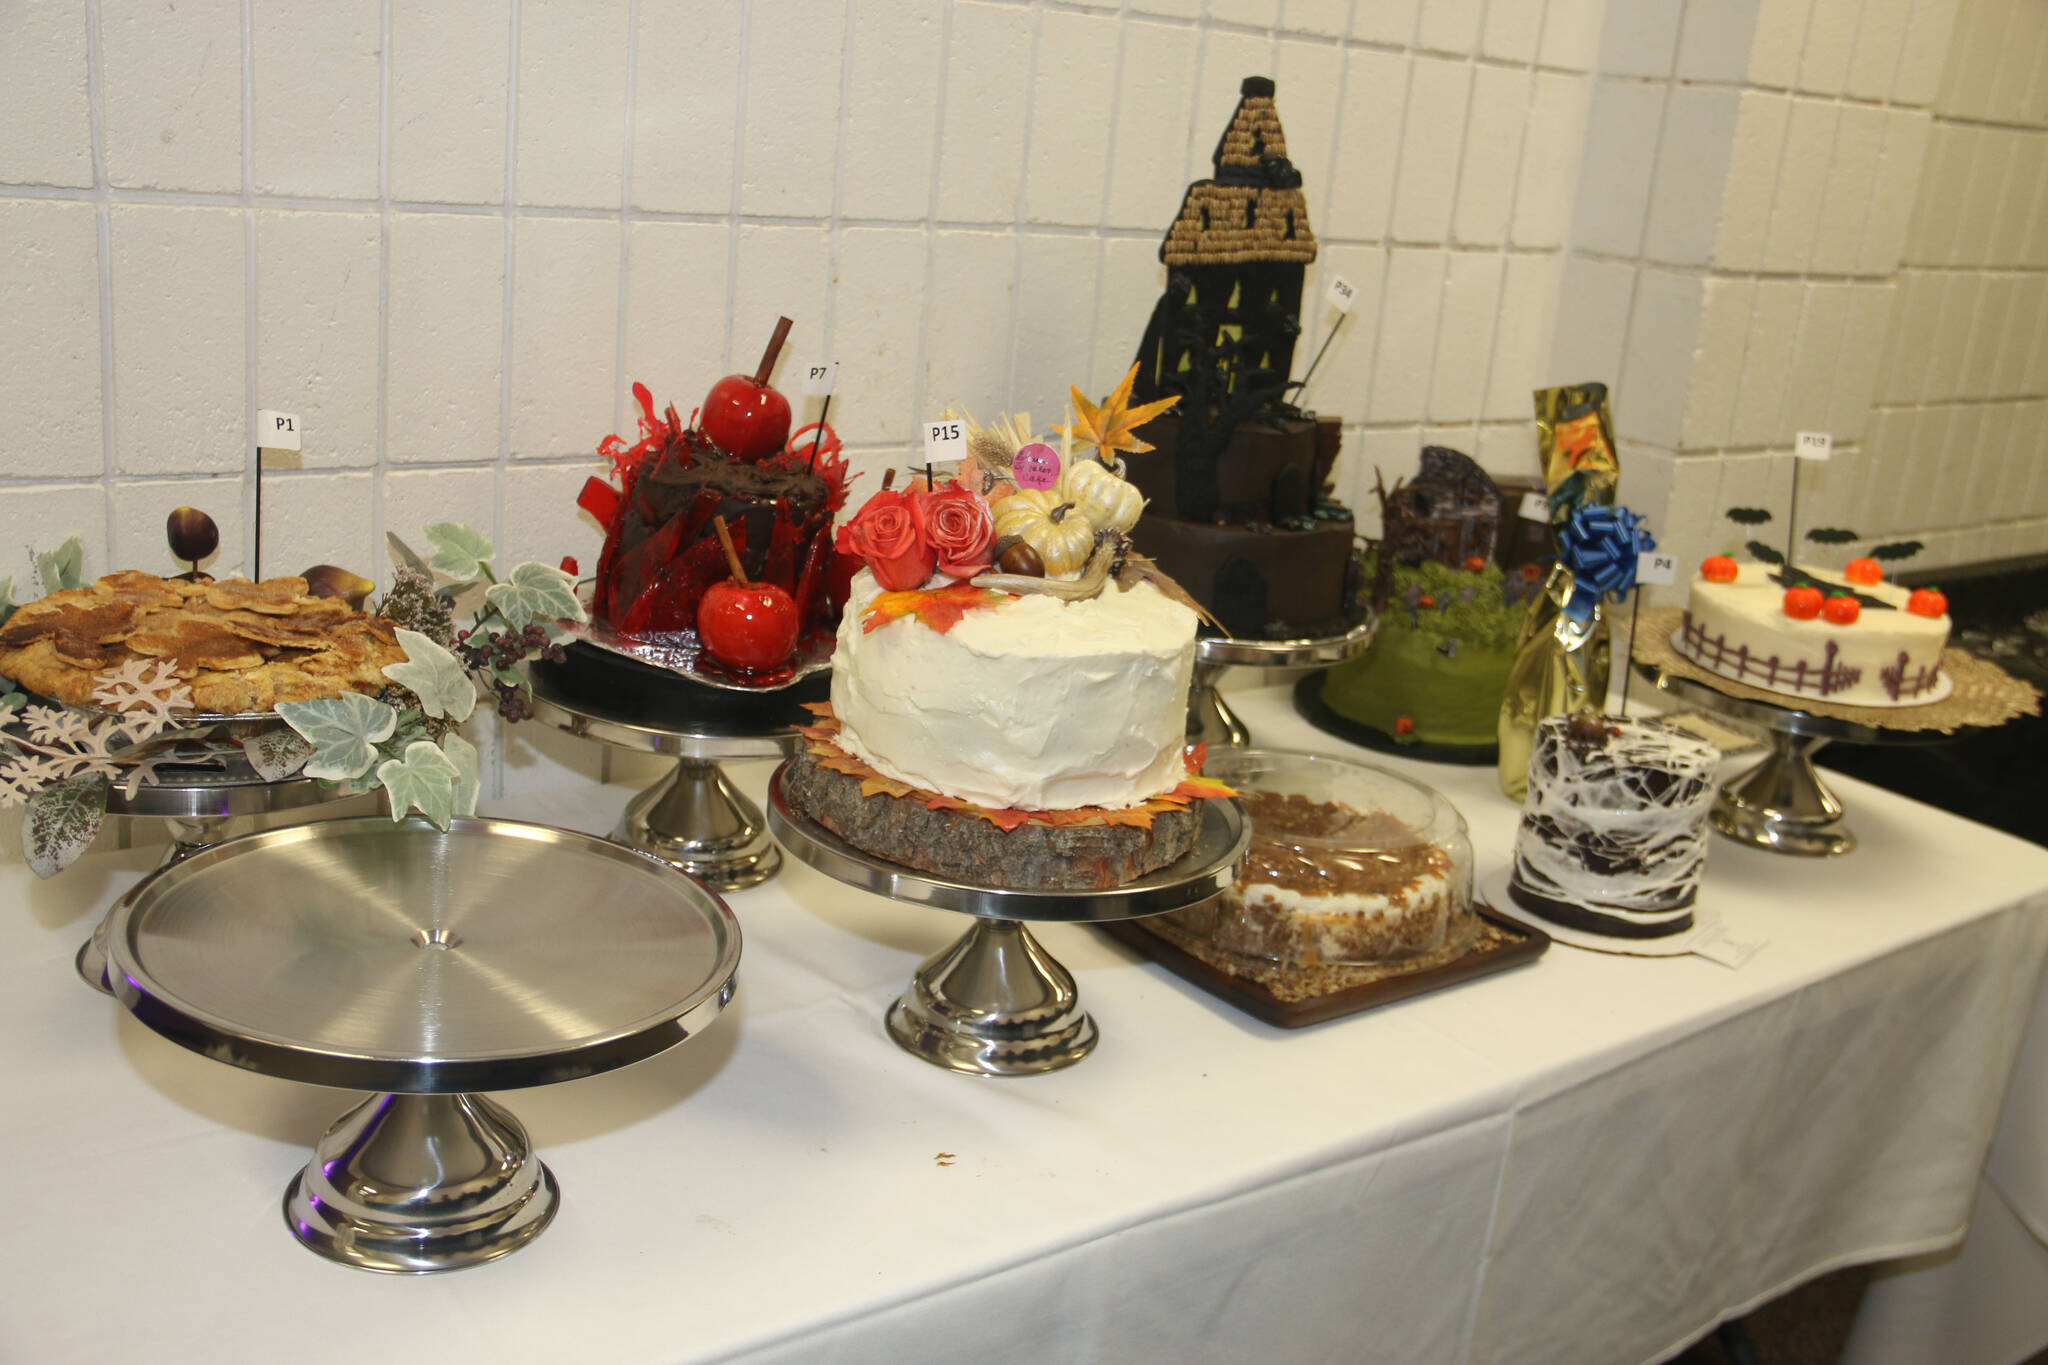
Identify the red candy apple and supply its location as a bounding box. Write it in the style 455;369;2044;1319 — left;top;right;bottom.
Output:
701;316;794;461
1701;554;1739;583
698;516;800;672
1783;585;1824;620
1822;594;1861;625
1906;587;1948;618
1843;557;1883;586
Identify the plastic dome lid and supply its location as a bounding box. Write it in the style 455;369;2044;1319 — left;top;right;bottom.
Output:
1203;747;1470;861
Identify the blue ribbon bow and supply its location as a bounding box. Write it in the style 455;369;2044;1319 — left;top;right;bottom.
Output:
1557;504;1655;624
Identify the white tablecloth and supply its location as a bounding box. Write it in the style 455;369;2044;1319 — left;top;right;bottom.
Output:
6;685;2048;1364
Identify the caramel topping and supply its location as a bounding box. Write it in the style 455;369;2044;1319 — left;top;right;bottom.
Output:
1238;791;1451;899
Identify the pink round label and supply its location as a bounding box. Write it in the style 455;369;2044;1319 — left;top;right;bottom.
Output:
1012;442;1061;491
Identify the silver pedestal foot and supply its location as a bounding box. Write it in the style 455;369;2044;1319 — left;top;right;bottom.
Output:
1711;731;1855;857
284;1092;559;1274
78;816;231;995
1185;662;1250;748
886;918;1098;1076
616;757;780;890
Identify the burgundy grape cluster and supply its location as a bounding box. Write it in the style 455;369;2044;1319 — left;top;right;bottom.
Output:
456;623;567;721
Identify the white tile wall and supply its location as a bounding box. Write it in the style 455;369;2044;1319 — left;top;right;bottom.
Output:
4;0;2030;805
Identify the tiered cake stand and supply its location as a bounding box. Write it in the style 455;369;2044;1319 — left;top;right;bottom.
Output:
1633;660;1952;856
76;758;358;994
1188;614;1378;747
527;649;816;890
767;768;1247;1076
105;815;741;1273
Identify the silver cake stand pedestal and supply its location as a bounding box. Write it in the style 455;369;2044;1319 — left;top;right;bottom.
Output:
1633;660;1955;857
105;815;740;1273
1189;614;1378;748
76;763;357;994
527;652;809;891
767;767;1247;1077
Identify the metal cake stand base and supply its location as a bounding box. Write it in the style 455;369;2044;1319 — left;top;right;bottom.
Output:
1635;660;1958;858
767;766;1247;1076
284;1092;559;1274
107;816;741;1272
528;651;810;891
1189;615;1378;748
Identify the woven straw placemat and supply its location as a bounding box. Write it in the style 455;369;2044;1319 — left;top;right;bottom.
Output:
1632;605;2039;734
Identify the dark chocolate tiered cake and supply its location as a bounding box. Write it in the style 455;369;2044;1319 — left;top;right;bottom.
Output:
1121;76;1360;641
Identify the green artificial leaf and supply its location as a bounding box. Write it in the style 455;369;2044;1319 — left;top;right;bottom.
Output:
381;629;478;723
23;773;109;879
386;532;432;580
0;575;14;629
424;523;495;581
485;560;587;629
278;693;399;781
442;731;480;819
35;536;84;594
377;740;462;829
242;727;315;782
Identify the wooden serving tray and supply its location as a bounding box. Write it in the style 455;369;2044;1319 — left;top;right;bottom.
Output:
1099;904;1548;1028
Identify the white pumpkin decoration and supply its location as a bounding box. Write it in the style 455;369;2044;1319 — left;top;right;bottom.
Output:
1058;458;1144;535
993;491;1097;577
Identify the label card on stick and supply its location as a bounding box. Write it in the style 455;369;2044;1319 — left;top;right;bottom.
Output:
1795;430;1832;460
923;419;966;466
1519;490;1548;522
1636;551;1679;585
1323;274;1358;315
803;362;837;397
256;409;302;452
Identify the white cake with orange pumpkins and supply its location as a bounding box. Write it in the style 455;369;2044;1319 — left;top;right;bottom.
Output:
1675;554;1952;707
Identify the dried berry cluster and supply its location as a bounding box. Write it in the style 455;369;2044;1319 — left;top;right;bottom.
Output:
456;622;566;722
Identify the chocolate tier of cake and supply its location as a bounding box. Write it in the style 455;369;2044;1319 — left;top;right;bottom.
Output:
1123;411;1358;639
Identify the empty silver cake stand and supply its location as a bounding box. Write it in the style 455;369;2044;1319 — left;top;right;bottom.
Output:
1189;613;1378;748
1633;660;1955;857
527;652;809;890
76;760;357;994
104;815;741;1273
767;768;1247;1076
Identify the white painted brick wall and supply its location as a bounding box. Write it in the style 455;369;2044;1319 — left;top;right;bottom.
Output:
3;0;2033;805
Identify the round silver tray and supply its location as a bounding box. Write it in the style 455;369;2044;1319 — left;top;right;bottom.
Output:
565;599;835;693
1189;612;1379;748
1634;658;1957;857
107;815;740;1273
527;651;808;889
768;764;1246;1076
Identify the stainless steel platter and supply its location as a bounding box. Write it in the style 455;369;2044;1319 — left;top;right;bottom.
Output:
1188;611;1380;747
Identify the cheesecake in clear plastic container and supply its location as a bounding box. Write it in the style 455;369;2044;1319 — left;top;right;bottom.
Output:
1150;748;1477;969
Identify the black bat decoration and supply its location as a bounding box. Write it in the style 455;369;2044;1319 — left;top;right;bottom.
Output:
1804;527;1860;544
1725;506;1774;525
1870;539;1926;562
1746;541;1786;565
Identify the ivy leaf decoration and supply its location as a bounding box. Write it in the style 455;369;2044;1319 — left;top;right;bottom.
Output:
442;731;480;820
0;575;15;629
23;774;110;879
424;522;495;582
243;727;315;783
485;560;587;629
278;693;399;781
377;740;462;829
386;532;433;580
381;629;478;722
35;535;84;594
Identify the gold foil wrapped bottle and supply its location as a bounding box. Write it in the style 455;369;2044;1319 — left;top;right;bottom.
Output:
1497;383;1621;798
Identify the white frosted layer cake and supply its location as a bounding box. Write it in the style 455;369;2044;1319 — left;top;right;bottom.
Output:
1509;714;1718;939
1676;561;1949;706
830;568;1197;811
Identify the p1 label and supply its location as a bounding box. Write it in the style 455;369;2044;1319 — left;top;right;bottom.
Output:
803;362;837;397
1794;430;1832;461
1636;551;1679;585
1324;274;1358;315
256;410;302;452
923;419;966;465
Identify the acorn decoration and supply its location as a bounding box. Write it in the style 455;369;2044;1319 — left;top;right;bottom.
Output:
165;506;219;579
301;564;376;608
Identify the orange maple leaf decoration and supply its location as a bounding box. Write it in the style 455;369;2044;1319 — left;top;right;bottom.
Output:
1055;362;1181;463
862;583;1012;635
795;704;1233;833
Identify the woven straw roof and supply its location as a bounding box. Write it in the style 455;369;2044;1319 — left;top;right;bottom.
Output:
1160;79;1317;267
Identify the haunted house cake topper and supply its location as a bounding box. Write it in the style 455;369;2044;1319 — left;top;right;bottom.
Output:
1131;76;1318;523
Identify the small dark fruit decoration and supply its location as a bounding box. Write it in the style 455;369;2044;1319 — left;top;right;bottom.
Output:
1821;594;1861;625
1463;555;1487;572
700;316;794;461
1842;557;1883;585
1906;587;1948;619
995;540;1045;577
301;564;376;609
1701;555;1739;583
698;515;799;672
165;506;219;574
1782;585;1824;620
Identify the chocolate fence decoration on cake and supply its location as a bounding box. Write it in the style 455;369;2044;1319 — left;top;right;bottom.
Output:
1679;611;1861;697
1879;650;1943;702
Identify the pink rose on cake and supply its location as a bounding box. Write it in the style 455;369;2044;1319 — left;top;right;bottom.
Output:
837;489;935;591
920;481;996;580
